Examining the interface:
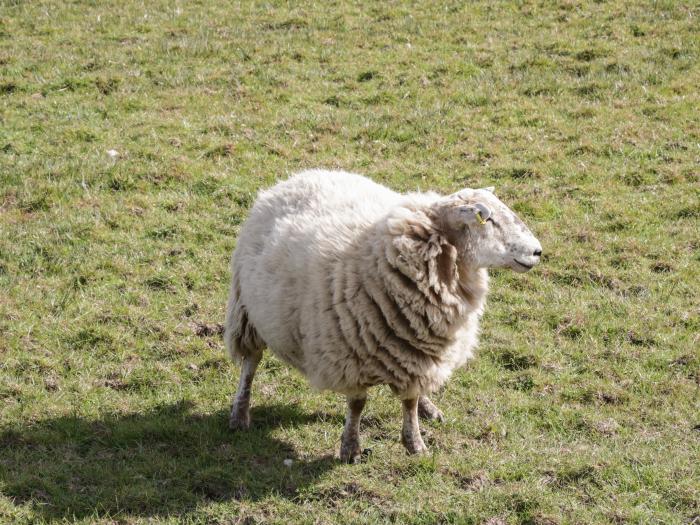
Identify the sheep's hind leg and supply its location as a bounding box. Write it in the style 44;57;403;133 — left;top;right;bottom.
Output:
229;351;262;430
340;395;367;464
417;395;444;422
401;398;428;455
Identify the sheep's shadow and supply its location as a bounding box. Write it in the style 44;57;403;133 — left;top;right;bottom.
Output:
0;401;341;520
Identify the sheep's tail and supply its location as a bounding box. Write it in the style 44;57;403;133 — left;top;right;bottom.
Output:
224;266;264;362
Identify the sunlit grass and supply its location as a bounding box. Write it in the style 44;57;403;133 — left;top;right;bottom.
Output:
1;1;698;523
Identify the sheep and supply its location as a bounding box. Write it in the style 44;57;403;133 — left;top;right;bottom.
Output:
225;169;542;462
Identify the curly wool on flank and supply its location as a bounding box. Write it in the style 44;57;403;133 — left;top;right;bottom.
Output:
314;209;489;397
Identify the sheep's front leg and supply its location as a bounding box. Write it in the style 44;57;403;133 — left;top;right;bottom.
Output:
340;395;366;464
401;398;428;455
229;352;262;430
417;395;444;422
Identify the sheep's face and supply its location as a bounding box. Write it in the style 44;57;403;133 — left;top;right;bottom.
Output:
441;188;542;272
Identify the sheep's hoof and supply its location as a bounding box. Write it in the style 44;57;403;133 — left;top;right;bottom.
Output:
401;435;429;455
228;411;251;431
405;443;429;455
340;438;362;464
417;398;445;422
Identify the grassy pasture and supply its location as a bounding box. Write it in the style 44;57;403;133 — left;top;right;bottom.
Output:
1;1;699;523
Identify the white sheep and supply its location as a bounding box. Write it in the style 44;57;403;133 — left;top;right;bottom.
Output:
225;169;542;462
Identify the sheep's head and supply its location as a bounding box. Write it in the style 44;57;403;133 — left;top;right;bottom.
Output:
439;187;542;272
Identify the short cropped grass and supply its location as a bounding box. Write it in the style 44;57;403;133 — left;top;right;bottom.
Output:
1;1;698;524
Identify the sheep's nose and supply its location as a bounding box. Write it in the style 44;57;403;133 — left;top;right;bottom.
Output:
533;248;542;257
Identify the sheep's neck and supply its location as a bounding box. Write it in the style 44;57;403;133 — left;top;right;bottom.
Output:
456;262;488;312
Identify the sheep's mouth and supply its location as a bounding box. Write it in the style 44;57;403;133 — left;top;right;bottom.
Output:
513;259;534;271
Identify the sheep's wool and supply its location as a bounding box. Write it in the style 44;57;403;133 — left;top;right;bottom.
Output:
225;170;488;398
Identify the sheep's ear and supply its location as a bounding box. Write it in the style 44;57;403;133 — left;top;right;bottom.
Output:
480;186;495;193
457;202;492;226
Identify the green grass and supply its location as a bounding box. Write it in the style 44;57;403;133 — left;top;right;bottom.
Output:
1;1;699;523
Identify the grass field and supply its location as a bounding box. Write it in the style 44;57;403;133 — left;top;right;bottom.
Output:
1;1;699;523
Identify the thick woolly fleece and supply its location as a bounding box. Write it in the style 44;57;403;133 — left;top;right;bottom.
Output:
225;170;489;399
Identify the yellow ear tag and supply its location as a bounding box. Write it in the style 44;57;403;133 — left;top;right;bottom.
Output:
475;211;487;225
